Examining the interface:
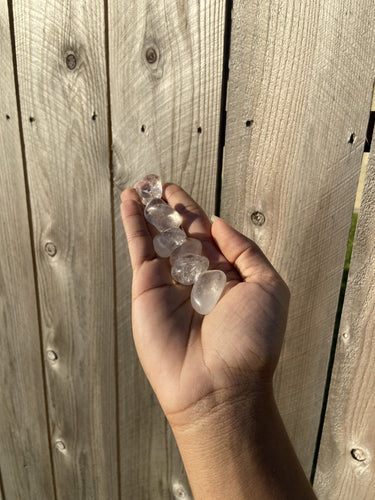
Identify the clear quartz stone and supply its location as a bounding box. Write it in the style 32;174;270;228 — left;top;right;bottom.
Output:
145;198;182;231
169;238;203;265
191;270;226;315
153;228;186;258
171;254;209;285
136;174;162;205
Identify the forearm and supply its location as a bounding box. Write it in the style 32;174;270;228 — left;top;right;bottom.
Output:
171;390;317;500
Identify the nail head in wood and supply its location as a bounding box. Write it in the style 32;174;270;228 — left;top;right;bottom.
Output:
172;482;188;499
45;242;57;257
251;211;265;226
351;448;367;462
47;350;58;361
55;440;66;452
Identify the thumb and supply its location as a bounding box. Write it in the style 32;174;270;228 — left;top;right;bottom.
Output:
210;216;276;281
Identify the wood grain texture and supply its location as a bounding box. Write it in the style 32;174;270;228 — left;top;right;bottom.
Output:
314;149;375;498
11;1;117;498
0;4;55;499
109;0;225;497
221;0;375;475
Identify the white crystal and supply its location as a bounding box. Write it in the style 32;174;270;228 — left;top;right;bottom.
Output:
191;270;226;315
153;228;186;258
136;174;162;205
169;238;203;265
145;198;182;231
171;254;209;285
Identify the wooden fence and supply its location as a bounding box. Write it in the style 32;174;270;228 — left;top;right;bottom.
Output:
1;1;374;498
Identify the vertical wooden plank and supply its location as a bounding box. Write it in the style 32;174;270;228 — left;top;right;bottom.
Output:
109;1;226;497
0;4;55;499
12;1;117;499
314;149;375;498
221;0;375;475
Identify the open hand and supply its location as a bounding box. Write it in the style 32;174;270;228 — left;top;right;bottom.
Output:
120;183;290;428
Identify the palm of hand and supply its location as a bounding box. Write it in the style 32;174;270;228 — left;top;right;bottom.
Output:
121;184;289;425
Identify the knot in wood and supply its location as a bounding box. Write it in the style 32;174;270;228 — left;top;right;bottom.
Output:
146;47;157;64
251;211;265;226
66;53;77;70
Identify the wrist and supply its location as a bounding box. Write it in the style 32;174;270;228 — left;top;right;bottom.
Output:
167;378;274;434
169;385;316;500
170;388;275;500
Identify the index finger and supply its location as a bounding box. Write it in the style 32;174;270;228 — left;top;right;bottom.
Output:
163;183;212;239
163;183;231;270
120;188;156;270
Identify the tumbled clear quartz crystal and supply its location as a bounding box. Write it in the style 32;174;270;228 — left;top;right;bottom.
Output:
136;174;162;205
145;198;182;231
169;238;203;265
153;228;186;258
171;254;209;285
191;270;226;315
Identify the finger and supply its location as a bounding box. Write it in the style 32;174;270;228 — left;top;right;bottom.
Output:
120;188;155;270
211;216;277;281
163;183;228;267
163;183;212;239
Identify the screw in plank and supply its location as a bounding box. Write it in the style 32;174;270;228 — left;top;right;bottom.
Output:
351;448;367;462
66;53;77;70
55;440;66;452
146;47;158;64
47;350;58;362
172;481;189;499
251;211;265;226
45;242;57;257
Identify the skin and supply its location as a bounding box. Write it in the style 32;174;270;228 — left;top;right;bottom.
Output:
120;183;317;500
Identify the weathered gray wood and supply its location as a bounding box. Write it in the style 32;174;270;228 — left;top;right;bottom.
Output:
221;0;375;475
0;4;54;499
11;1;117;499
314;148;375;498
109;0;225;497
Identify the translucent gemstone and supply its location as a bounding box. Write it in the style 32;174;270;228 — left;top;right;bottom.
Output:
169;238;203;265
136;174;162;205
144;198;182;231
153;228;186;258
171;254;209;285
191;270;226;315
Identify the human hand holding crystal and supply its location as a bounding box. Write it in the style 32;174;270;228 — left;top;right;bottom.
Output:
120;181;317;500
120;182;290;427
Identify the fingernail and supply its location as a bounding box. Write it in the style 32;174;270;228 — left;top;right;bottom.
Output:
210;215;221;223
